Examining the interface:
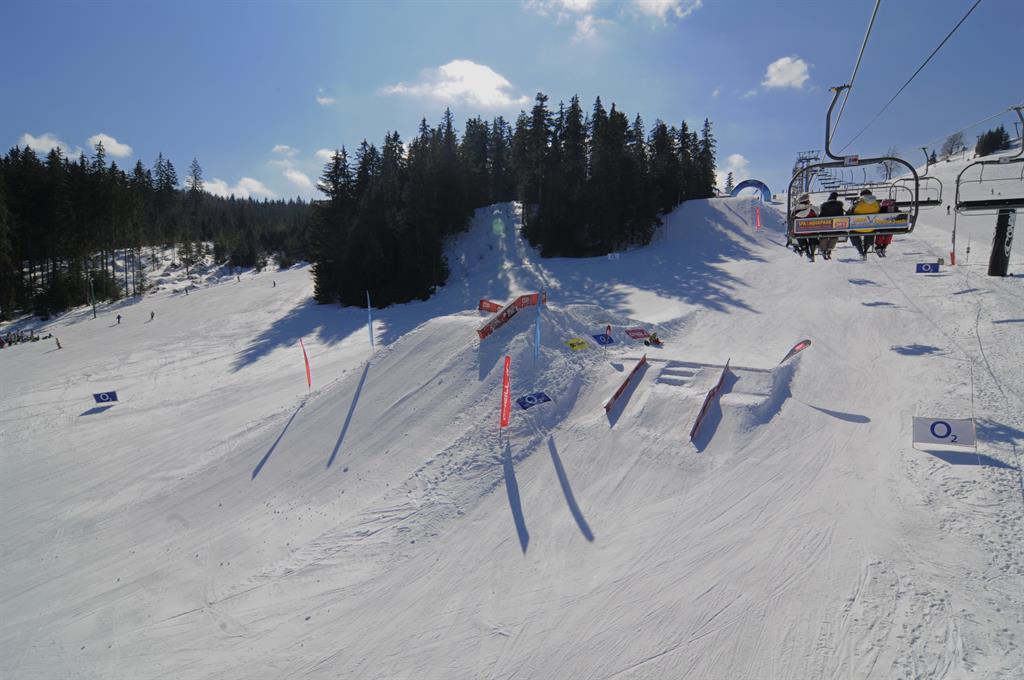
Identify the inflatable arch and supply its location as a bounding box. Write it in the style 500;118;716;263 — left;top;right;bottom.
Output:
731;179;772;202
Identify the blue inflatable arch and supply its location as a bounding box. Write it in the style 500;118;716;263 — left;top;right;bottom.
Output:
731;179;772;202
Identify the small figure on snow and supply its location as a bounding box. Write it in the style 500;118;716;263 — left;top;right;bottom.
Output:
645;332;662;347
150;311;155;321
116;314;122;324
56;337;61;350
273;280;276;288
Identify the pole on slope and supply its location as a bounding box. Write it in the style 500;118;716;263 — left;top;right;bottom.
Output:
366;290;374;349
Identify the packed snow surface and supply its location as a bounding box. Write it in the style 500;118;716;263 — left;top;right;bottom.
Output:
3;151;1023;678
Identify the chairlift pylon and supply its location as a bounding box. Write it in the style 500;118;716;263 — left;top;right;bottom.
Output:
787;84;921;242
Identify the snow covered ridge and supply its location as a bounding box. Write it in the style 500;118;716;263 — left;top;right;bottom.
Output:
2;196;1023;678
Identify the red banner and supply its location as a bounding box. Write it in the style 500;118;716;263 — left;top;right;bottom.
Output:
500;356;512;428
478;299;501;313
779;339;811;365
755;206;762;231
478;292;546;340
604;354;647;413
300;338;311;389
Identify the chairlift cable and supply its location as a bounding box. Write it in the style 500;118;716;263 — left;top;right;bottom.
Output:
830;0;882;144
917;105;1019;152
837;0;984;154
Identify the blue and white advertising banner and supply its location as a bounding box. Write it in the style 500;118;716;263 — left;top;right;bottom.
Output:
912;417;975;447
516;392;551;410
915;263;941;273
592;334;616;346
93;391;118;403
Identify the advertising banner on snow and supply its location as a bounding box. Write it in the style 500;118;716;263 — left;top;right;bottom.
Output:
93;391;118;403
517;392;551;410
779;339;811;365
915;263;941;273
500;356;512;428
478;293;545;340
912;417;976;448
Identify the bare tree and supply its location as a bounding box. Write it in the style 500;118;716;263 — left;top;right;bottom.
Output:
941;132;964;158
880;146;900;181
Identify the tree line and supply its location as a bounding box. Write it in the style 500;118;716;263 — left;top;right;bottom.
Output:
0;144;308;319
310;92;717;307
1;92;717;318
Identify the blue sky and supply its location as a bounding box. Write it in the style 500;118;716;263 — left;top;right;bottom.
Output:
2;0;1021;201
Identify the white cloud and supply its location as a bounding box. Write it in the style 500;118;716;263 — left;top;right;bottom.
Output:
283;167;314;192
316;87;335;106
761;55;811;89
384;59;529;109
573;14;613;42
272;144;299;156
741;88;758;99
87;133;133;158
18;132;84;159
205;177;277;199
711;87;720;99
527;0;596;18
716;153;750;191
631;0;702;22
315;148;336;162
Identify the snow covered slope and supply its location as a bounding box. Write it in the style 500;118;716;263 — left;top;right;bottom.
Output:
2;194;1023;679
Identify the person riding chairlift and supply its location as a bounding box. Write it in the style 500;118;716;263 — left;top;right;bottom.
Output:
791;193;819;261
873;199;897;257
817;191;845;260
848;188;880;259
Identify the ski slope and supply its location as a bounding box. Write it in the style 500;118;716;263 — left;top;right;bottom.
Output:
2;156;1024;678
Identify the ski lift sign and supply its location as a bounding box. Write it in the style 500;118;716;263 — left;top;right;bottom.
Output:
912;417;976;448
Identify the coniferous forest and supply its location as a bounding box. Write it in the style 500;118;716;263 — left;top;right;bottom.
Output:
310;93;717;307
0;92;716;318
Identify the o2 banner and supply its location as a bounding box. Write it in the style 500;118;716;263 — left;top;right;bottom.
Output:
592;333;616;346
916;263;941;274
93;391;118;403
517;392;551;410
912;417;976;447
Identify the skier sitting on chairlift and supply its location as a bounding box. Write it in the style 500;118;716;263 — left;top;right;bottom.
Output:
817;191;844;260
848;188;880;259
791;193;819;261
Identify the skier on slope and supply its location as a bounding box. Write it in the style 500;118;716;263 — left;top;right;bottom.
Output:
848;188;880;259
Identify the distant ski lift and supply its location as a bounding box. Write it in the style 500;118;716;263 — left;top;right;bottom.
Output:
954;106;1024;215
787;85;921;241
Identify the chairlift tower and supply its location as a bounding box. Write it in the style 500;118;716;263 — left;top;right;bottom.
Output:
792;150;821;195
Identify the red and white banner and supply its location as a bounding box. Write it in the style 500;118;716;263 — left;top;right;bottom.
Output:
755;206;762;231
500;356;512;428
689;359;730;441
478;292;546;340
300;338;312;390
478;299;501;313
779;339;811;365
604;354;647;413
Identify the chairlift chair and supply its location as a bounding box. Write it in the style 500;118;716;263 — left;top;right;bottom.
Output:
787;85;921;243
954;106;1024;215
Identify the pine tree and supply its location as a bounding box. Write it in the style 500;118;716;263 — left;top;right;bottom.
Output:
697;118;717;198
724;171;735;194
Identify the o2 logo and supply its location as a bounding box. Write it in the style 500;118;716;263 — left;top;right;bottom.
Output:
930;420;958;444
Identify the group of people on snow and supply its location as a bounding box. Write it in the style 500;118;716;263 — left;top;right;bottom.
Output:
789;189;895;262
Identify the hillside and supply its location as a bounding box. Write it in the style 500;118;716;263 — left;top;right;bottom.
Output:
2;180;1023;678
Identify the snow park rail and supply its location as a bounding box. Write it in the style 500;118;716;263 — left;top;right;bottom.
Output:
689;359;731;441
604;354;648;413
477;292;545;340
